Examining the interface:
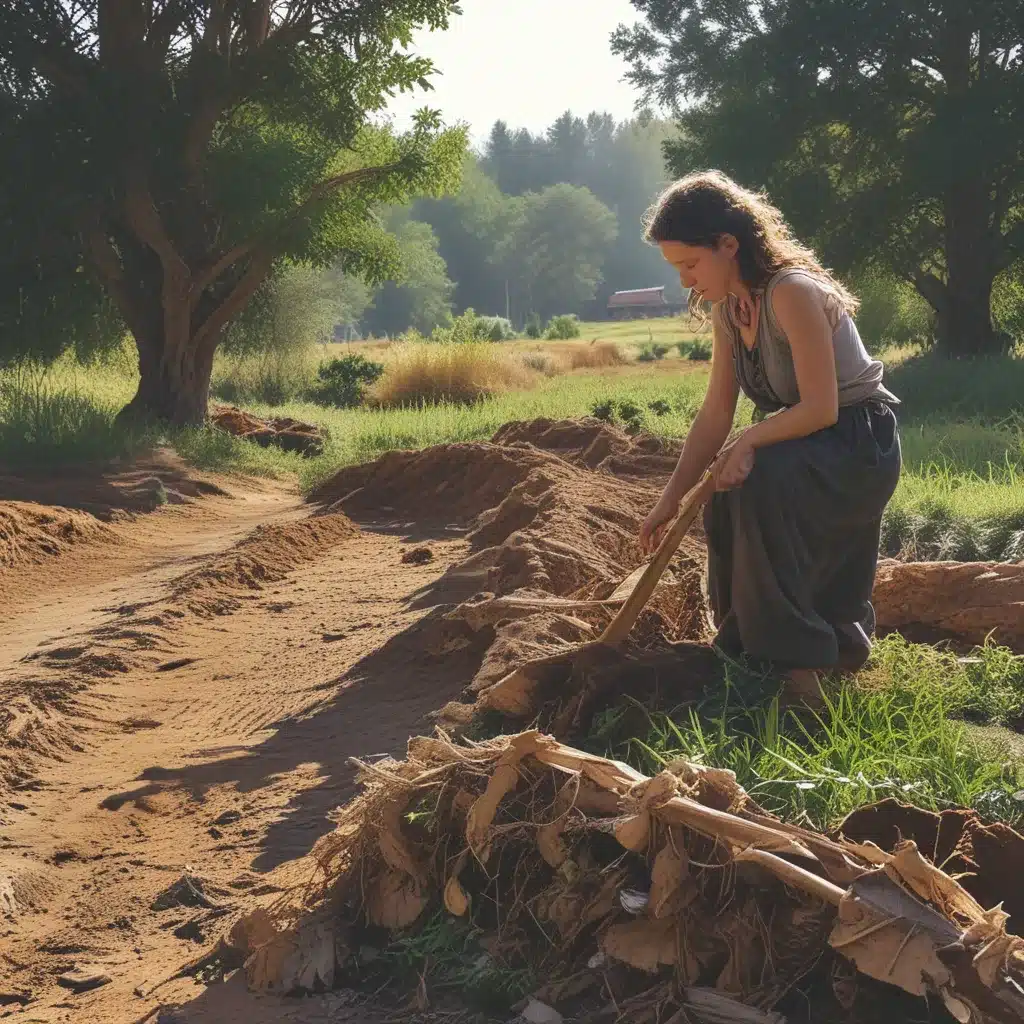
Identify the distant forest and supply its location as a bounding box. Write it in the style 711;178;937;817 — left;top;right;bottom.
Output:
350;112;683;337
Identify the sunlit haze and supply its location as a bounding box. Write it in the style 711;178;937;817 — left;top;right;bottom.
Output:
386;0;653;144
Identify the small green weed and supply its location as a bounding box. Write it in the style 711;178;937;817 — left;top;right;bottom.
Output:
375;913;534;1013
687;337;712;361
308;354;385;408
637;342;669;362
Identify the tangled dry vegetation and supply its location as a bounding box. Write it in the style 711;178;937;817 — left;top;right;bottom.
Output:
233;731;1024;1023
225;418;1024;1022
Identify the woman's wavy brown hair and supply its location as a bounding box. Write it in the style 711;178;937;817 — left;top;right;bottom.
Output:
643;170;859;321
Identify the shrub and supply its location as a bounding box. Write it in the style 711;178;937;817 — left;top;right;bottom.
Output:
429;309;515;345
687;338;712;361
544;314;582;340
524;313;542;340
852;270;934;352
648;399;672;416
309;354;385;408
215;264;337;403
637;342;668;362
588;397;646;432
477;316;517;342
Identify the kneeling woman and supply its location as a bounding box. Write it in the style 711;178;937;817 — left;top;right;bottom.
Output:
639;172;901;702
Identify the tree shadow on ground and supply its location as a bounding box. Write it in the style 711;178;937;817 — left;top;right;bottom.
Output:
0;447;229;518
884;349;1024;425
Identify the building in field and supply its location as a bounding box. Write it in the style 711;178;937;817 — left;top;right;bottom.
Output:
606;286;688;320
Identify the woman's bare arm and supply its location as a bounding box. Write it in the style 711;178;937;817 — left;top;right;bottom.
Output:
741;277;839;450
661;304;740;504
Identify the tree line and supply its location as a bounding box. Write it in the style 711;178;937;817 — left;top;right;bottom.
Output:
1;1;1021;430
354;112;683;337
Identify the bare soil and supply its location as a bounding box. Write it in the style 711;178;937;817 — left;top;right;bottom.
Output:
1;420;1020;1024
0;462;481;1023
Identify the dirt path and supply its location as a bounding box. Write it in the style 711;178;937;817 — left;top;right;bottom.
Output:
0;477;482;1023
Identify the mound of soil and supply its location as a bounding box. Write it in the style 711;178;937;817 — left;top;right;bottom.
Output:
0;502;114;573
212;404;326;457
310;431;709;711
491;416;681;480
874;559;1024;651
837;798;1024;927
174;514;360;616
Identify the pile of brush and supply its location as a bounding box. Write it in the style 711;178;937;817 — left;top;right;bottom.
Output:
229;730;1024;1023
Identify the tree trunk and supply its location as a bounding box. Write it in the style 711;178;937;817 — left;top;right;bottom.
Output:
940;180;1000;356
118;319;217;428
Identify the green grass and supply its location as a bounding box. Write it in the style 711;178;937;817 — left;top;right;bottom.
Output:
366;912;534;1013
594;633;1024;831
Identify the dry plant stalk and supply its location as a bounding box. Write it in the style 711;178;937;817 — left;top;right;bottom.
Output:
230;731;1024;1024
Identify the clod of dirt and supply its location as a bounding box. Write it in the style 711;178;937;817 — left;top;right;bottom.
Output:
836;797;1024;928
873;559;1024;651
57;967;112;994
211;404;327;458
400;546;434;565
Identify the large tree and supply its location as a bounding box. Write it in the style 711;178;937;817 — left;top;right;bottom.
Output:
504;184;618;321
613;0;1024;355
364;212;453;336
0;1;466;424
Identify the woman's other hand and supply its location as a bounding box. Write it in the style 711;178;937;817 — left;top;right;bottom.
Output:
714;437;755;490
639;494;679;554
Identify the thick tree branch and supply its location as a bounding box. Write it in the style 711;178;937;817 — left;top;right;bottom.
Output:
83;221;148;341
193;246;276;355
912;270;949;314
123;167;190;280
191;159;405;297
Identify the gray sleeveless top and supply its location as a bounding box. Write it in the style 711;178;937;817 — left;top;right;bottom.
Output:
723;268;899;412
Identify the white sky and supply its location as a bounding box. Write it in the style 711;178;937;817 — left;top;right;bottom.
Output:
386;0;652;146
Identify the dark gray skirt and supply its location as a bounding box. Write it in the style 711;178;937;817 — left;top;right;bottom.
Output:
705;401;901;672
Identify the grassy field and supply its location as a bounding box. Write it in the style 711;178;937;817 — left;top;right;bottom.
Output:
3;327;1023;559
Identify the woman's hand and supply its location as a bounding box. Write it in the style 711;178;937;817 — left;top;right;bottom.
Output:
714;437;755;491
639;493;679;555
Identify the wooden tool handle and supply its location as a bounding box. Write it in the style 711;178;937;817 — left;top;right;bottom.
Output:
600;469;717;644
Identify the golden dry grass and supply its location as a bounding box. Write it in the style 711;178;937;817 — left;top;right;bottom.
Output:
370;341;536;407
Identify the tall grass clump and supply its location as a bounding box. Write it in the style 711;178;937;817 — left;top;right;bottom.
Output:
546;339;627;371
883;426;1024;560
0;356;149;467
597;633;1024;832
371;341;535;407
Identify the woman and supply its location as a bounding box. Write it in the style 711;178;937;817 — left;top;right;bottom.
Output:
638;171;901;703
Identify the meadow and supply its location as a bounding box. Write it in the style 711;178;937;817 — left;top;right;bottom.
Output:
3;318;1022;560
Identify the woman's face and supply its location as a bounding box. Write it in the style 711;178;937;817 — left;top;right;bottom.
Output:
658;237;739;303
